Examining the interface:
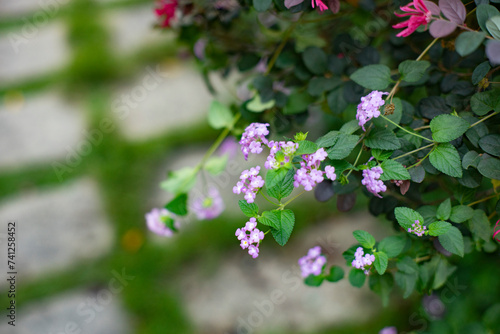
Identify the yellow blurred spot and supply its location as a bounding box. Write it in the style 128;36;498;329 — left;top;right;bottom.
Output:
121;228;145;253
3;90;24;112
492;179;500;193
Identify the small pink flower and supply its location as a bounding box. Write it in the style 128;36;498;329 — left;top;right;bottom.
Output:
393;0;432;37
311;0;328;11
155;0;178;28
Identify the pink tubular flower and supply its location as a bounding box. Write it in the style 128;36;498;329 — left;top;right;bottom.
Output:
145;208;178;237
311;0;328;11
298;246;327;277
155;0;178;28
191;187;225;220
393;0;432;37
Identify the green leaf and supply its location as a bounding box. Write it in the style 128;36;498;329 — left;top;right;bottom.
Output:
436;198;452;221
462;151;481;170
339;120;361;134
372;149;393;161
258;210;280;229
325;266;344;282
450;205;474;223
395;207;425;229
486;16;500;40
428;221;452;236
352;230;376;249
379;160;411;181
247;93;275;112
468;209;492;243
316;131;339;148
161;167;197;195
378;235;406;258
165;193;188;216
238;200;259;218
304;274;324;287
253;0;272;11
326;133;359;159
438;226;465;257
479;134;500;157
283;91;314;115
208;101;233;129
269;209;295;246
374;252;389;275
368;274;393;306
350;64;392;90
429;143;462;177
302;47;327;75
417;205;437;225
204;155;228;175
455;31;486;56
398;60;431;83
348;268;366;288
266;168;295;200
477;155;500;180
430;114;470;142
395;271;417;299
470;91;500;116
307;77;342;96
365;128;401;150
396;256;419;274
295;140;319;155
432;257;457;289
472;61;491;85
477;4;500;33
327;87;348;114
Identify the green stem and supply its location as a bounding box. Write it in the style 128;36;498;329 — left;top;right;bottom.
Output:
261;192;281;206
265;15;303;75
280;190;306;208
346;145;364;178
380;115;434;143
468;193;500;207
392;143;435;160
470;111;499;128
406;146;434;170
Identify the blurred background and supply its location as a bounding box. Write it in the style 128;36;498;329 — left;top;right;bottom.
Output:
0;1;497;333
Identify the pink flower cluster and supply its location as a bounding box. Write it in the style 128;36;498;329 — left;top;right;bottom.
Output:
298;246;327;277
145;208;178;237
351;247;375;275
264;140;298;170
311;0;328;11
393;0;432;37
408;220;427;237
191;187;224;220
362;166;387;198
233;166;265;203
155;0;178;28
356;91;388;131
239;123;270;160
235;218;265;258
294;148;336;191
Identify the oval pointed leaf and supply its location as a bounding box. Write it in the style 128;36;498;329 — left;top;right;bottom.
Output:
455;31;486;57
429;143;462;177
438;226;464;257
430;114;470;142
350;64;391;90
430;20;458;38
439;0;466;24
486;16;500;40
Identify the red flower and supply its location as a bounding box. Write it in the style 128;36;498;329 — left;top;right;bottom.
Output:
155;0;178;28
393;0;432;37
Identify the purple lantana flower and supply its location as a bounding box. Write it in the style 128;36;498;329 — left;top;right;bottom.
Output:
145;208;179;237
356;91;388;131
239;123;270;160
351;247;375;275
191;187;225;220
298;246;327;277
361;166;387;198
235;217;265;258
